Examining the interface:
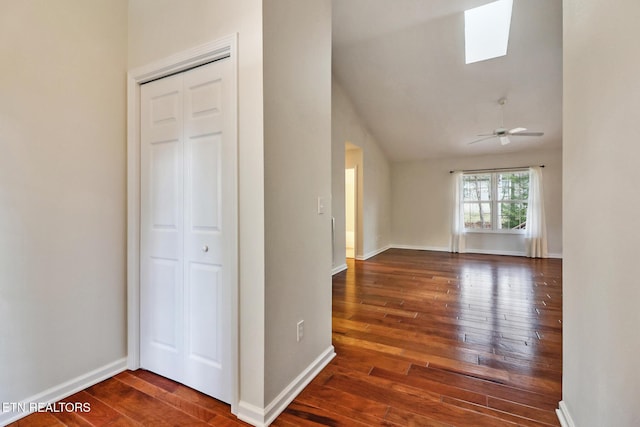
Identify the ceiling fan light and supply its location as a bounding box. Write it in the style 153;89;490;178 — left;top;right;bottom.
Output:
500;136;510;145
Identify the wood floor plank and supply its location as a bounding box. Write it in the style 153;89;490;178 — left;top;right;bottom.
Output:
59;391;135;426
50;410;95;427
127;369;179;393
299;381;389;415
384;407;456;427
370;366;488;406
440;396;555;427
281;400;372;426
10;412;64;427
331;341;413;374
112;371;218;424
85;379;209;426
324;371;517;427
408;364;559;410
488;396;561;426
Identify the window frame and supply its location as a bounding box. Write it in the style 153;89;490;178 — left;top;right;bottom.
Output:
461;169;529;234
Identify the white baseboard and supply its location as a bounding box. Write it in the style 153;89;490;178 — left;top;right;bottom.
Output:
0;358;127;426
390;244;449;252
390;244;563;259
331;264;347;275
236;346;335;427
465;248;527;257
467;249;564;259
356;245;391;261
556;401;576;427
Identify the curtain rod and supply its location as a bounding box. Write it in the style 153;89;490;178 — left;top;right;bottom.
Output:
449;165;545;174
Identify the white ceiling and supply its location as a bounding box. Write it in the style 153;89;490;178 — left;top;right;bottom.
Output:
332;0;562;161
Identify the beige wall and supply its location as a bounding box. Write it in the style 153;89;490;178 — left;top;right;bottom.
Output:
332;79;392;265
0;0;127;409
263;0;333;406
391;149;563;257
128;0;266;409
563;0;640;425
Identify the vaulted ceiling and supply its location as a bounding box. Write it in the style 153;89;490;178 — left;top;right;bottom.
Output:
332;0;562;162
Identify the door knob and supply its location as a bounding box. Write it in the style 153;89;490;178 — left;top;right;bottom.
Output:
202;245;209;253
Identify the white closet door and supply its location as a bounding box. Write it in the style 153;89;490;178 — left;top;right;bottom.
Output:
182;60;234;402
140;58;235;404
140;72;185;384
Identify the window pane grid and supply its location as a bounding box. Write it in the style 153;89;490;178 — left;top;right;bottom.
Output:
498;201;528;229
464;202;492;229
462;174;491;201
498;172;529;201
462;171;529;231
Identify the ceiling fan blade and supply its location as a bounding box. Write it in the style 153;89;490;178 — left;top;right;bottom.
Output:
508;127;527;134
476;133;495;137
500;136;510;145
510;131;544;137
468;135;496;145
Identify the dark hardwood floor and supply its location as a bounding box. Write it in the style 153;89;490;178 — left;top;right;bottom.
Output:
12;249;562;426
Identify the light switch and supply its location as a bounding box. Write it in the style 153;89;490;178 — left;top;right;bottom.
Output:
317;197;326;215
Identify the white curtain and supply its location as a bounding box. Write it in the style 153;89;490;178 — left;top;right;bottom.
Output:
525;166;548;258
450;171;466;253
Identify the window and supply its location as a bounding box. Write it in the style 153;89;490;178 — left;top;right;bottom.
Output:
462;170;529;231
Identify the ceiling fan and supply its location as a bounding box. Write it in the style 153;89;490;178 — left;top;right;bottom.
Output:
469;98;544;145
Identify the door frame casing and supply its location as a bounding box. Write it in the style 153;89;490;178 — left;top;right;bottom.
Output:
126;34;239;412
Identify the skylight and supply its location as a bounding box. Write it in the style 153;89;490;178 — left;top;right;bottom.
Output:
465;0;513;64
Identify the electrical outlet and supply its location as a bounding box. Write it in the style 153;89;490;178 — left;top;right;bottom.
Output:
297;320;304;342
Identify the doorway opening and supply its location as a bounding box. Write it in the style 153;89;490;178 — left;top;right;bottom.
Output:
345;142;363;260
345;167;356;258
